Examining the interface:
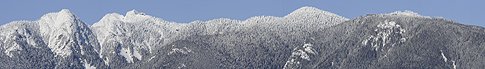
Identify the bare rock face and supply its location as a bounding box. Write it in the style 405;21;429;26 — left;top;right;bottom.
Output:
1;7;484;69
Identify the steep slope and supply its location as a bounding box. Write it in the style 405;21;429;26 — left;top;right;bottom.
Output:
0;9;106;69
90;10;175;68
37;9;105;69
0;21;55;69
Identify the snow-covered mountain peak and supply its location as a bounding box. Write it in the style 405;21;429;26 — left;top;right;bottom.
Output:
126;10;146;16
126;10;147;19
123;10;159;23
37;9;81;36
35;9;100;58
95;13;124;24
285;6;348;20
59;9;73;15
93;10;161;27
290;6;323;13
90;13;124;32
280;6;348;28
38;9;78;25
103;13;125;20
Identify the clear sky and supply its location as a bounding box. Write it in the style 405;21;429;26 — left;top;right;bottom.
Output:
1;0;483;27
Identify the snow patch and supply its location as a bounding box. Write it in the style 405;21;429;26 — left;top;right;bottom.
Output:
331;61;335;66
439;49;457;69
377;21;400;29
80;45;85;55
119;47;134;63
5;42;22;57
104;58;110;66
362;38;369;45
283;59;300;69
284;43;318;69
400;38;407;42
118;47;145;63
148;56;156;61
363;20;406;51
133;49;142;60
3;31;22;57
178;63;187;69
303;43;316;54
290;43;317;61
83;59;96;69
297;50;310;60
168;46;192;55
451;60;457;69
440;50;448;62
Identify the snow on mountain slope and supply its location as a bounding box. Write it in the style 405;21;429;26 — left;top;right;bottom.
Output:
385;10;432;18
91;10;173;65
88;7;349;68
284;6;348;28
37;9;78;57
0;9;106;69
0;21;57;69
1;6;484;69
284;43;317;69
37;9;104;66
0;21;45;57
0;6;386;69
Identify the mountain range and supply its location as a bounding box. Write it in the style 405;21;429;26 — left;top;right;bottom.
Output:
0;6;484;69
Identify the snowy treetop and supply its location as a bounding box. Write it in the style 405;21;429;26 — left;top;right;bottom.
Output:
384;10;432;18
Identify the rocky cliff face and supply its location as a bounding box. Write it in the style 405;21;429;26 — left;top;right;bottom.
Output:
0;7;484;69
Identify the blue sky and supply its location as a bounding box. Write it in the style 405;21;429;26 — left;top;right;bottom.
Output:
1;0;483;27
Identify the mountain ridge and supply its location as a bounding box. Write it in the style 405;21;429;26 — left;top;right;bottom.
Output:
1;6;484;69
